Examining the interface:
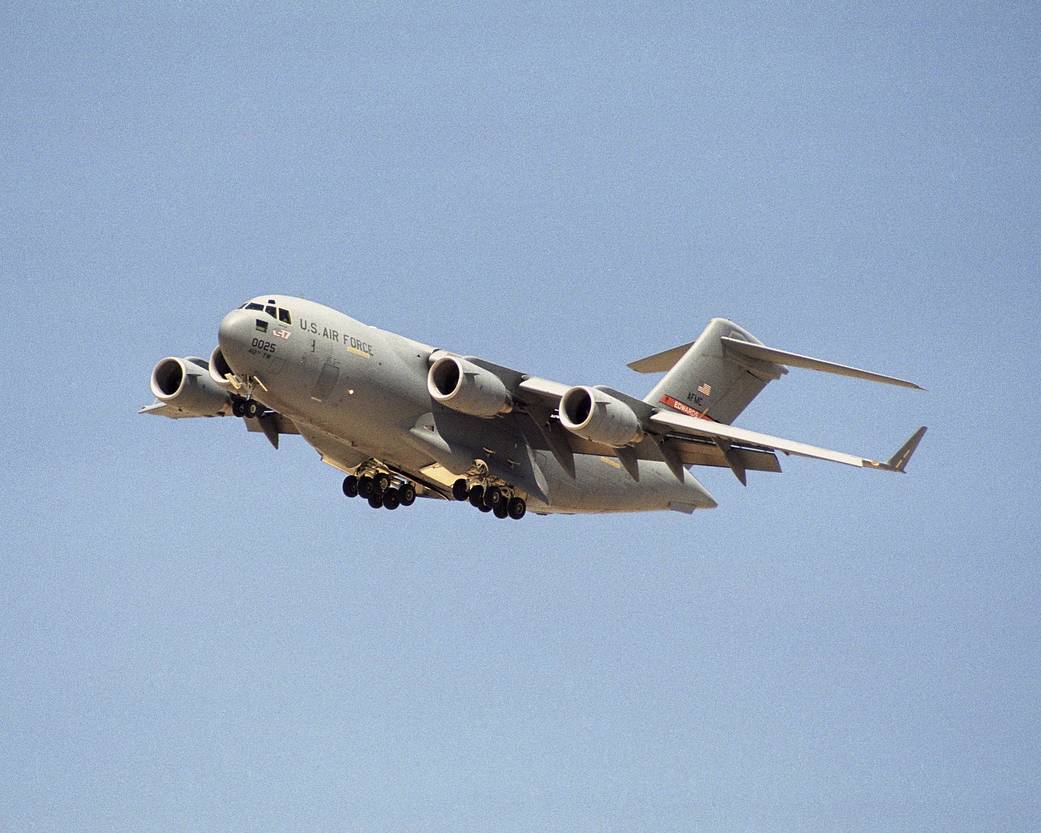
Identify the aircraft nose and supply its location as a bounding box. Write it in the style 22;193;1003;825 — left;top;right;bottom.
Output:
218;308;254;358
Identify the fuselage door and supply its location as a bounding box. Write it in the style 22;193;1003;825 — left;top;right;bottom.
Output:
310;358;340;402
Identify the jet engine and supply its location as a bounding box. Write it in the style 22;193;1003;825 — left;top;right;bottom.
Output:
208;346;237;389
558;386;644;447
150;356;231;417
427;355;512;418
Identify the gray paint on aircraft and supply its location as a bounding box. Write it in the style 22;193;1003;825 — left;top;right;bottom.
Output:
141;295;925;518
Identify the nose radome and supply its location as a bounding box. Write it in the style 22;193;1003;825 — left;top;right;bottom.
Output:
217;309;253;357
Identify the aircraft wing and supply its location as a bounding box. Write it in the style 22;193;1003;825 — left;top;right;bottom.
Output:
651;410;927;473
138;401;218;419
140;399;300;449
493;372;783;480
439;354;924;483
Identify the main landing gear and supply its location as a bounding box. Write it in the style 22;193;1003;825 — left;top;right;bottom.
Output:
452;478;526;520
342;471;417;511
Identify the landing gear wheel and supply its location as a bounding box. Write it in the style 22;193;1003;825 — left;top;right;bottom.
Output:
468;485;485;508
452;479;469;502
367;491;383;509
507;497;526;520
342;475;359;498
399;483;416;506
484;486;503;508
358;476;374;498
478;503;492;513
244;400;261;419
374;473;391;493
493;501;509;519
232;399;245;418
383;489;400;510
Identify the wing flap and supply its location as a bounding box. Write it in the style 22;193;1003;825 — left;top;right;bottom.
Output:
243;411;300;436
651;410;926;472
551;430;781;473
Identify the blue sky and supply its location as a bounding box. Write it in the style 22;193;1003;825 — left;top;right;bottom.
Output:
3;3;1039;831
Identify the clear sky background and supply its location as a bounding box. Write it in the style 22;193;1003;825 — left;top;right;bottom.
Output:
3;3;1039;831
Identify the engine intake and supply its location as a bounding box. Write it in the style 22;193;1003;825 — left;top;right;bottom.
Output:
427;355;512;418
559;386;644;447
150;356;230;417
208;346;237;389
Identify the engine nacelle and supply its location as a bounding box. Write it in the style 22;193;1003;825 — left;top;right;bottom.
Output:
150;356;231;417
208;346;237;389
558;386;644;447
427;355;512;418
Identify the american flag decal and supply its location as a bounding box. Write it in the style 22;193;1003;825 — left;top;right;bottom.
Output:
697;382;712;396
255;319;268;333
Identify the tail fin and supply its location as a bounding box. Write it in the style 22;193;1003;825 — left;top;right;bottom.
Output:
630;319;784;424
629;318;923;425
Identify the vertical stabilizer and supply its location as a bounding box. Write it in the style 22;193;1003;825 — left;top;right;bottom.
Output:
629;319;786;424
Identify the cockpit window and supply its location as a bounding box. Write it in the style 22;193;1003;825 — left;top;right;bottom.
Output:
239;301;287;318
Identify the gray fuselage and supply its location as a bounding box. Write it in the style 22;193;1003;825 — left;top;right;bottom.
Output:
217;295;717;515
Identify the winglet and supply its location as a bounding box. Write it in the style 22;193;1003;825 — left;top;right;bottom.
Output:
874;426;927;473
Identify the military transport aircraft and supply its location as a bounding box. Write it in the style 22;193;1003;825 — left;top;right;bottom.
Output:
141;296;926;520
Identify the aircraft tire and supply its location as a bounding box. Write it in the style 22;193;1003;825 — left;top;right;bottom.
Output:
342;475;359;498
374;473;391;493
244;400;260;419
507;497;526;520
383;489;400;510
367;491;383;509
484;486;502;507
232;399;245;418
493;501;509;519
452;479;469;501
478;503;491;513
468;485;485;508
358;476;374;498
399;483;416;506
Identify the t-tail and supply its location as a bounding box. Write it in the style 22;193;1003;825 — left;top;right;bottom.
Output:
629;317;925;425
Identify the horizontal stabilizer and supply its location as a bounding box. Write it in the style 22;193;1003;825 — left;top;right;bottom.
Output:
627;341;695;374
720;337;924;390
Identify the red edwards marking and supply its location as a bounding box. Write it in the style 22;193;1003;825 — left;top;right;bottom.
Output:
659;395;716;421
